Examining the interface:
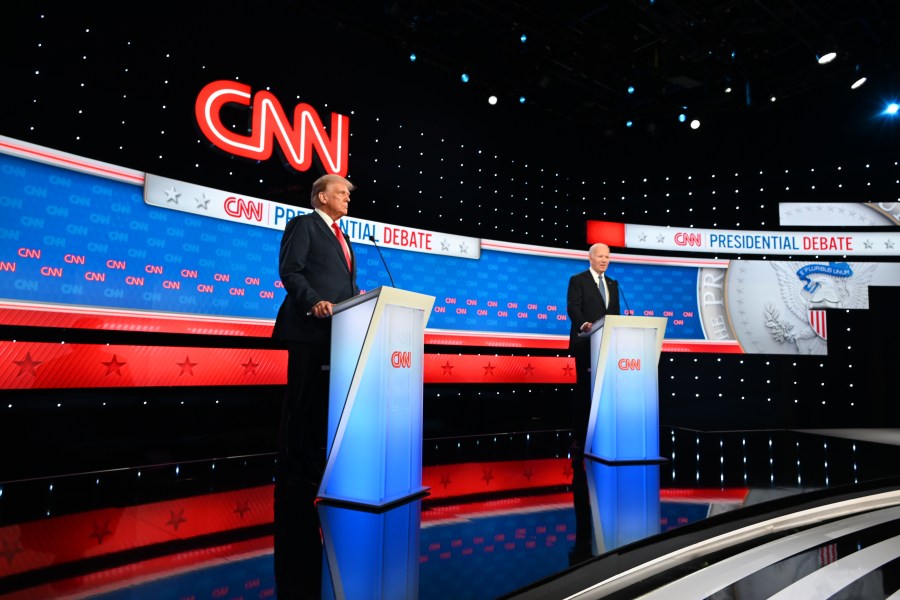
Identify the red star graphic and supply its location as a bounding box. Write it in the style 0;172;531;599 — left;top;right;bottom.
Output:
177;356;197;376
441;361;454;375
166;508;188;531
89;519;113;545
523;467;534;480
241;357;259;375
482;468;494;486
13;352;42;377
1;535;23;565
440;473;452;489
102;354;127;376
561;362;574;376
523;362;535;376
234;501;251;518
483;361;495;375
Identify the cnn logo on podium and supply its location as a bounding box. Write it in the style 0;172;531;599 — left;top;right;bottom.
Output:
391;351;412;368
618;358;641;371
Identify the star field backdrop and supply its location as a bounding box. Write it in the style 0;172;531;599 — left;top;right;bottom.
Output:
1;2;899;479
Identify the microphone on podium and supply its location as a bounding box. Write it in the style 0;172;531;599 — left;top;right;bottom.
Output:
619;284;632;315
369;235;396;288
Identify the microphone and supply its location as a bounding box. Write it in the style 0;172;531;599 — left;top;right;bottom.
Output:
619;283;632;315
368;235;396;288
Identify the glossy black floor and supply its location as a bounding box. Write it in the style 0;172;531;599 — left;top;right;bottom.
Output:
2;427;900;599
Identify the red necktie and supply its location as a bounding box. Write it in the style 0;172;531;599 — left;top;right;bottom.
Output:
332;221;352;269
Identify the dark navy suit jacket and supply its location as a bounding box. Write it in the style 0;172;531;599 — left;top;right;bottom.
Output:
273;211;359;345
566;270;620;351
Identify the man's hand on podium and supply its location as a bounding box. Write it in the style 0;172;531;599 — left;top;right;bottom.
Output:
308;300;335;318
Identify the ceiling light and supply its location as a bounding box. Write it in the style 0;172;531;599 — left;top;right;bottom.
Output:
690;119;701;130
488;95;498;105
817;52;837;65
850;77;867;90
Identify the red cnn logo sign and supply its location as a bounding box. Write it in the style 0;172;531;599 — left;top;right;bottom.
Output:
195;80;350;176
618;358;641;371
674;232;703;247
391;351;412;368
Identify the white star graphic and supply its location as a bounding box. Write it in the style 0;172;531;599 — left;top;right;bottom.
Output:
195;194;210;209
164;186;181;204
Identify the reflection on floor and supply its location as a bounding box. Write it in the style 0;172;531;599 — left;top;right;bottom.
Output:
2;428;900;599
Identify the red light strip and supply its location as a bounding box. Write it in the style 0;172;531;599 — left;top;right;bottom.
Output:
0;342;287;389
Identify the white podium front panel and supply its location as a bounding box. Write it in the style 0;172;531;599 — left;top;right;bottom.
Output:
320;287;434;508
586;315;666;463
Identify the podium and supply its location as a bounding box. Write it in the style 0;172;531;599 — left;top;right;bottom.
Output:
583;315;667;463
318;286;436;508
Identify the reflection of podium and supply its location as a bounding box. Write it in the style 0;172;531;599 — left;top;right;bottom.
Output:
318;498;422;599
318;286;436;508
586;460;660;554
584;315;667;463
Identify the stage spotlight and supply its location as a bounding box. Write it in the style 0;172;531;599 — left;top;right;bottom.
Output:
409;53;416;62
626;120;633;127
884;103;899;115
627;85;635;94
520;33;527;43
518;96;526;104
690;119;701;130
725;87;732;93
770;96;777;102
817;52;837;65
678;113;686;123
461;73;470;83
488;95;498;105
850;77;867;90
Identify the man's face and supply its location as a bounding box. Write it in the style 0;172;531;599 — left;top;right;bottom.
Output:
589;245;610;273
319;182;351;220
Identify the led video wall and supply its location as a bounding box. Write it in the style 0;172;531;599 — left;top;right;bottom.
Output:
3;133;900;392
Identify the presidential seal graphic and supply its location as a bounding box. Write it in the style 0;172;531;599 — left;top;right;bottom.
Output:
725;260;876;355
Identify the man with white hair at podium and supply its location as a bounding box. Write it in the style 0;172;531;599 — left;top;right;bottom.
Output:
566;242;620;456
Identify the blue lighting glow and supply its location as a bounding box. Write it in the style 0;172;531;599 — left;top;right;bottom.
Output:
627;85;635;94
519;96;526;104
461;73;470;83
520;33;527;43
884;103;899;115
678;113;687;123
626;120;633;127
409;53;416;62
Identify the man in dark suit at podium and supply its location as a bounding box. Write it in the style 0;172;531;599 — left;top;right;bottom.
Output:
566;242;620;455
273;173;360;491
